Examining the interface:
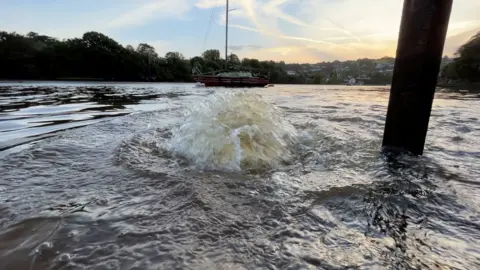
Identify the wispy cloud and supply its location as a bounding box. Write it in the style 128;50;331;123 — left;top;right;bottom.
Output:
195;0;224;9
228;23;336;45
228;44;263;51
1;0;478;62
262;0;362;42
195;0;480;62
108;0;192;28
0;1;112;39
212;0;337;46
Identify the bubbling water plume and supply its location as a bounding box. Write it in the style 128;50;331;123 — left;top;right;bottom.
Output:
168;90;298;172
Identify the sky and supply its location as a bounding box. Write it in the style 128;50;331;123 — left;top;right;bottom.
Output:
1;0;479;63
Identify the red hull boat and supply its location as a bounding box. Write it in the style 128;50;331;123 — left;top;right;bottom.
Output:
192;0;271;88
192;67;270;88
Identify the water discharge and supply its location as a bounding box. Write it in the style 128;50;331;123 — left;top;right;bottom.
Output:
168;90;298;172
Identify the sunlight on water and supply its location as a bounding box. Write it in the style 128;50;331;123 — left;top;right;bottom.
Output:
168;90;298;172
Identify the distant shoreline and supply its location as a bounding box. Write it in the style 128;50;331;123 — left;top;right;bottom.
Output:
2;79;478;91
0;78;191;84
0;79;187;84
0;78;391;87
437;82;480;91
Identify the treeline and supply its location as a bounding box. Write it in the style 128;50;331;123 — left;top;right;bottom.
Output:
2;30;476;85
0;31;303;83
440;31;480;83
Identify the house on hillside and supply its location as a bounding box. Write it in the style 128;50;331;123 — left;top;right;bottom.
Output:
358;74;371;80
375;63;387;69
375;63;394;73
286;70;297;76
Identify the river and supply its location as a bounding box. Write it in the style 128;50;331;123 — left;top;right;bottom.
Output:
0;82;479;270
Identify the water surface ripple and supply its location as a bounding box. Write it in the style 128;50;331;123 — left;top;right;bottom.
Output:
0;82;479;270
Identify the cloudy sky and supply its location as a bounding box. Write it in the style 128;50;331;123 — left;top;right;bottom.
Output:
1;0;479;63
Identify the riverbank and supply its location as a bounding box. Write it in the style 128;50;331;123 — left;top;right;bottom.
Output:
0;78;392;87
437;82;480;92
3;79;475;90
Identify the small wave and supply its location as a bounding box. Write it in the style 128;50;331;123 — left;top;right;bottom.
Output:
113;127;181;177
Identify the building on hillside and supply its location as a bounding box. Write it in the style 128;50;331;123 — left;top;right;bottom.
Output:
286;70;297;76
375;63;387;69
375;62;394;73
358;74;371;80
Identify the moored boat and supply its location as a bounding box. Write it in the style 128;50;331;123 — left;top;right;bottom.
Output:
192;66;270;87
191;0;271;88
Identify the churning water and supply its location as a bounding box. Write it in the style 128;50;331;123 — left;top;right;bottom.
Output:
0;82;479;270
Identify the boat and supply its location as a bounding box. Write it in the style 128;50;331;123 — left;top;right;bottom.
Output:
343;76;365;86
192;66;270;87
191;0;271;88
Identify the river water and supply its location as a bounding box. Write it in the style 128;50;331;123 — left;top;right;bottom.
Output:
0;82;479;270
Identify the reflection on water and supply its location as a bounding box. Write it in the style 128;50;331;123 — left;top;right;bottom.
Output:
0;83;195;153
0;82;479;269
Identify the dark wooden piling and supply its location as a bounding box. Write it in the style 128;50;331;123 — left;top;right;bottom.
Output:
382;0;454;155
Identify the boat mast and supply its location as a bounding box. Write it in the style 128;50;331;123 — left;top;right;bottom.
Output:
225;0;229;69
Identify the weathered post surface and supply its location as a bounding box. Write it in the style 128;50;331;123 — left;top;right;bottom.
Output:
382;0;453;155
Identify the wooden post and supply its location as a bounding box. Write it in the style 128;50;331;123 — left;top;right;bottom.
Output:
382;0;453;155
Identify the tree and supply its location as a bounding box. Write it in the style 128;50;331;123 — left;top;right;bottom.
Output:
201;49;221;62
241;58;261;69
126;45;135;52
454;32;480;82
164;52;190;81
165;52;184;61
137;43;157;58
227;53;240;65
440;31;480;83
440;62;458;81
190;56;205;70
7;29;463;85
313;73;324;84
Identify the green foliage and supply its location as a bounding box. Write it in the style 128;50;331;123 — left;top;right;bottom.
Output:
201;49;221;62
0;31;190;81
0;31;306;83
441;31;480;83
312;73;324;84
227;54;240;65
1;30;443;85
441;61;458;80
